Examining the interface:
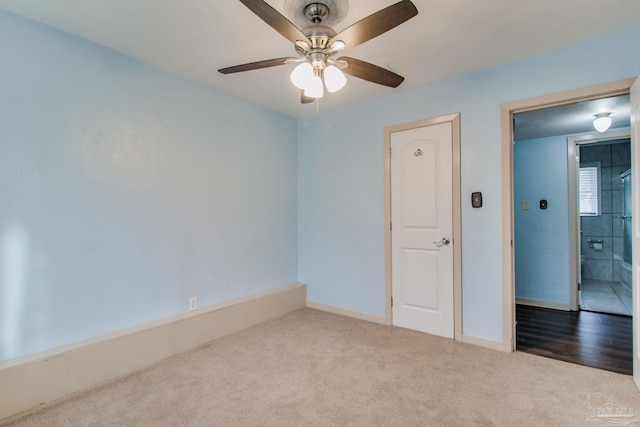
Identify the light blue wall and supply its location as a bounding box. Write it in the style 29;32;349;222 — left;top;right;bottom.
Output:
0;10;298;361
513;136;570;304
2;9;640;356
299;29;640;341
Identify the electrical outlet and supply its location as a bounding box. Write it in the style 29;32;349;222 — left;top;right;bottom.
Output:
189;297;197;312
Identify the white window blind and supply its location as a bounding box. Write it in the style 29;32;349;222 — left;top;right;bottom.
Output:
579;163;600;216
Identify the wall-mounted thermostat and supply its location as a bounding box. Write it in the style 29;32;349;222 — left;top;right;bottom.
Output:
540;199;548;210
471;192;482;208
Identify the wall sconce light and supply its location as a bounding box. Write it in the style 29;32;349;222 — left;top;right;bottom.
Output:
593;113;612;133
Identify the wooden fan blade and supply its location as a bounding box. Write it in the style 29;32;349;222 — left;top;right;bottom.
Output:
338;57;405;88
301;90;314;104
238;0;309;44
329;0;418;49
218;57;294;74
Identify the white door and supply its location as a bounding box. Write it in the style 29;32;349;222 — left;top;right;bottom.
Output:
391;121;454;338
631;77;640;389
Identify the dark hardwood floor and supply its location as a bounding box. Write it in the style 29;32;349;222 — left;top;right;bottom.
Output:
516;304;632;375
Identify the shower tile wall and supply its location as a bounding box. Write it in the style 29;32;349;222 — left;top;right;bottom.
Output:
580;141;631;282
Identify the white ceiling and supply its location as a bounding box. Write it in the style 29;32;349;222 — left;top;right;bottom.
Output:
514;95;631;141
1;0;640;118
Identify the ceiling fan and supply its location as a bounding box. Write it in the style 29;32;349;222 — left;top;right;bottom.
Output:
218;0;418;104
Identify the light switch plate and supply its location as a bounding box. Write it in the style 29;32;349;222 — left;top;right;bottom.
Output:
521;200;529;210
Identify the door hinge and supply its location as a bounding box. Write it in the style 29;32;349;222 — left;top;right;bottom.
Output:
391;296;393;307
390;223;392;231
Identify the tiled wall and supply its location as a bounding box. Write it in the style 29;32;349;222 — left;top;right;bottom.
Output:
580;140;631;282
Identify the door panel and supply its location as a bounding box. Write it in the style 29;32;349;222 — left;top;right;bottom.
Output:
401;248;438;310
391;122;454;338
401;142;438;227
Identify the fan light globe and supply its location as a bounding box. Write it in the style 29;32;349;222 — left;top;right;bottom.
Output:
326;40;346;54
324;65;347;93
593;113;612;133
304;75;324;98
290;62;314;90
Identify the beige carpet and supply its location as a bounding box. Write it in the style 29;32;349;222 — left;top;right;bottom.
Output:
3;308;640;426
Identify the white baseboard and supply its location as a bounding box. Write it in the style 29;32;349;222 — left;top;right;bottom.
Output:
307;301;513;353
461;334;508;352
306;301;387;325
0;283;306;422
516;297;570;311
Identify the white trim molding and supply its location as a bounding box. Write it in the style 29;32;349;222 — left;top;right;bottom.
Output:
383;113;463;341
461;334;507;352
515;297;570;311
306;301;387;325
0;283;307;422
501;78;636;353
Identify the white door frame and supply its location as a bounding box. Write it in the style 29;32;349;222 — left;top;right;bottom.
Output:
384;113;462;341
568;130;632;312
501;78;635;351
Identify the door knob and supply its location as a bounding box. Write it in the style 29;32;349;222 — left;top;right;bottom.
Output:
434;237;451;245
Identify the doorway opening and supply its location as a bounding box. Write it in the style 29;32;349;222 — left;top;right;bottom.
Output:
501;79;636;374
573;134;632;316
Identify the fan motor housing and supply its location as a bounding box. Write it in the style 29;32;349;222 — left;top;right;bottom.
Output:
304;25;336;49
283;0;349;28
